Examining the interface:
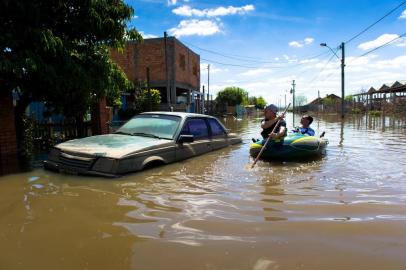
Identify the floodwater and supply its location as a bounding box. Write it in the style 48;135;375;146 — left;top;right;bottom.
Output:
1;113;406;270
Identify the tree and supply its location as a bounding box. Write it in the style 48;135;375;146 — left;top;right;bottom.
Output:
216;86;248;106
345;95;354;101
295;95;308;107
0;0;142;146
248;96;257;106
138;89;161;111
248;95;266;109
256;96;266;109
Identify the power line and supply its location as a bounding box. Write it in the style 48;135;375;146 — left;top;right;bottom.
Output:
347;32;406;65
358;32;406;57
200;57;285;69
306;49;340;85
184;40;331;64
345;0;406;44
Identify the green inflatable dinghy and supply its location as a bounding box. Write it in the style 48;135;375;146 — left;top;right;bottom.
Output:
250;133;328;160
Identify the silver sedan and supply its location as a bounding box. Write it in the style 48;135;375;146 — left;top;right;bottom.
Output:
44;112;242;177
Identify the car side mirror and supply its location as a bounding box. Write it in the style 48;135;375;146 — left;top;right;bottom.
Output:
178;134;194;143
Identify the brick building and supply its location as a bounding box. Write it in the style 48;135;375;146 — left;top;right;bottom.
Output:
0;91;19;175
109;36;202;112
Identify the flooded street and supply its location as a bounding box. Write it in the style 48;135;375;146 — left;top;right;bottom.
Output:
1;113;406;270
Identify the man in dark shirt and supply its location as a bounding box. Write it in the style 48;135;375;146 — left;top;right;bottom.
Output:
260;104;287;140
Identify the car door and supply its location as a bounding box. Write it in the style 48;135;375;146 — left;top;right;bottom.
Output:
207;118;228;150
175;118;212;160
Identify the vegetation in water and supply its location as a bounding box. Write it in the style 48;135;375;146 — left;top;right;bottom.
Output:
369;110;382;117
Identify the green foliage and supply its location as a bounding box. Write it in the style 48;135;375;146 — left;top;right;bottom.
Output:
138;89;161;111
352;108;362;114
0;0;141;119
369;110;381;117
248;95;266;109
322;97;335;106
21;116;34;162
216;86;248;106
256;96;267;109
345;95;354;101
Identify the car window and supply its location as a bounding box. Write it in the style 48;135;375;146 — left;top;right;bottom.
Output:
208;118;226;136
181;118;209;139
116;114;181;139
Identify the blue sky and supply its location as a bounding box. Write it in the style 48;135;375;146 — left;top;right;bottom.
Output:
126;0;406;104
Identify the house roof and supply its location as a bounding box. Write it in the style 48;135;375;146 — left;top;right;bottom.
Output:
326;94;341;99
367;87;376;94
379;84;390;91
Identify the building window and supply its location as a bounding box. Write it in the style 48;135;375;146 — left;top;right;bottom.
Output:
179;54;186;70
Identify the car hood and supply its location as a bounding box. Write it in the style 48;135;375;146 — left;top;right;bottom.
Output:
56;134;174;159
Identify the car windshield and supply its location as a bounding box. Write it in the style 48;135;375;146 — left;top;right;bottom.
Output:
115;114;181;140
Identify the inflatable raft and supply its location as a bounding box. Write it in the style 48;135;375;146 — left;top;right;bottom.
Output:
250;133;328;160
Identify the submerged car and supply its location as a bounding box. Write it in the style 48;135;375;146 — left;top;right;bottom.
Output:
44;112;242;177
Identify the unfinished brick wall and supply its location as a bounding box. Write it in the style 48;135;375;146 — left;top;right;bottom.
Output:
0;91;19;174
109;38;200;90
175;41;200;90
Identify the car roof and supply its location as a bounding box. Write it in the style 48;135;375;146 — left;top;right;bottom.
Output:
140;111;219;120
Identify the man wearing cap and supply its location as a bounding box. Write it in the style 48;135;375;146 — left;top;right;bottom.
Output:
260;104;287;140
293;115;315;136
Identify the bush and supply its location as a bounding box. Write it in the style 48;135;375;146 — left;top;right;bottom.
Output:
369;110;381;117
352;108;362;114
138;88;161;111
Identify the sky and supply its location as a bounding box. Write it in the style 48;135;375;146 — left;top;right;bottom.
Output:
125;0;406;105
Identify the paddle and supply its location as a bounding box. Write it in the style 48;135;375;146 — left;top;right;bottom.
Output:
250;103;291;169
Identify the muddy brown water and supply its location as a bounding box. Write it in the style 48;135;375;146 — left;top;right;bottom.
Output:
1;113;406;270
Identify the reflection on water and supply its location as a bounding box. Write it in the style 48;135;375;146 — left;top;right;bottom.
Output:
1;113;406;270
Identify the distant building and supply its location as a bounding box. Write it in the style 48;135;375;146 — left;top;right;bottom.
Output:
109;36;202;112
352;80;406;111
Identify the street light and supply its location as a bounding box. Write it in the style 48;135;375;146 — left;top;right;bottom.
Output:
320;42;345;118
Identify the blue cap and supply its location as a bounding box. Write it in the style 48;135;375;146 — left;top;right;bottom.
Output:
264;104;278;113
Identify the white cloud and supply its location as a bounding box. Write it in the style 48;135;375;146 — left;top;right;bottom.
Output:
168;19;221;37
200;63;227;74
168;0;177;6
304;38;314;45
289;41;303;48
139;31;158;39
172;5;254;17
172;5;205;17
289;37;314;48
399;9;406;19
358;34;406;50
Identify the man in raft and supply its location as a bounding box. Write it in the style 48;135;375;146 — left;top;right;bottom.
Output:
260;104;287;142
292;115;315;136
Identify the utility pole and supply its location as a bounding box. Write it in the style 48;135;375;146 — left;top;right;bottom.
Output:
292;80;296;112
207;64;210;114
291;80;296;126
318;90;320;99
164;32;171;110
285;92;287;108
202;85;205;114
340;42;345;118
320;42;345;118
